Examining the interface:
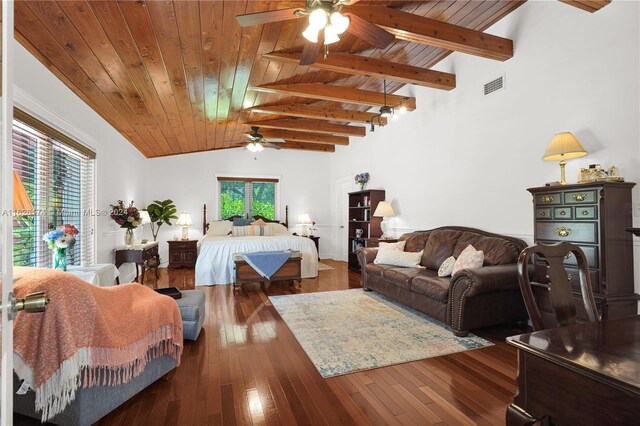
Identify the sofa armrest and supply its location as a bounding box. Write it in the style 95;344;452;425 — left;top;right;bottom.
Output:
450;264;524;297
357;247;378;268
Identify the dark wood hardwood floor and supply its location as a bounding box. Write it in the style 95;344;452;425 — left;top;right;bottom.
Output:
17;260;523;425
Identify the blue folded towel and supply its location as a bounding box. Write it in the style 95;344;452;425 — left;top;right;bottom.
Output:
242;251;294;279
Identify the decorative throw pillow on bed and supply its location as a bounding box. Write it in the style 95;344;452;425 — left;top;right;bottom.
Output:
451;245;484;275
378;241;406;251
438;256;456;277
251;219;267;226
374;249;424;268
208;220;233;236
232;218;253;226
268;223;289;235
231;225;274;237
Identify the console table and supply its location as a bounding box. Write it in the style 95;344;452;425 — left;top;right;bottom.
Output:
114;242;159;284
506;315;640;425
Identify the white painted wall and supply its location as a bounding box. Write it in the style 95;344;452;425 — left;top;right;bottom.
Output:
143;148;332;264
13;43;148;282
328;0;640;295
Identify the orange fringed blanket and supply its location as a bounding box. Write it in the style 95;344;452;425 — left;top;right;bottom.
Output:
12;267;183;422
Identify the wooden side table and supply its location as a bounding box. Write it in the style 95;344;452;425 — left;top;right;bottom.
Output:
293;234;320;260
114;242;159;284
168;240;198;268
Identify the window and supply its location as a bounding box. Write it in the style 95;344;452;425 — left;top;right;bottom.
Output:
217;177;278;220
12;109;96;267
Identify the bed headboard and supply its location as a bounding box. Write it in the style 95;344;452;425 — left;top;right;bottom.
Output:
202;204;288;234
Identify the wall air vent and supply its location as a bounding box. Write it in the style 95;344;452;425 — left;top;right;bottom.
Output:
484;75;505;96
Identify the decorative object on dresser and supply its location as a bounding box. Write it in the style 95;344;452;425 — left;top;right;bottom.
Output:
579;163;625;183
348;189;386;271
357;226;528;337
176;212;193;240
146;199;178;241
298;213;312;236
168;240;198;268
114;241;160;285
542;132;587;185
354;172;370;191
528;182;638;320
373;200;396;240
139;210;151;243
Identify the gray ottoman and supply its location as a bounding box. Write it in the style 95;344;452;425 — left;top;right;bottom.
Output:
176;290;205;341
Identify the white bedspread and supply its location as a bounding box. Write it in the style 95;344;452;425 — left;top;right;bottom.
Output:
195;234;318;285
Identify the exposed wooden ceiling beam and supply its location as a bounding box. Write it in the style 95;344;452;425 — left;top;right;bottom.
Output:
251;128;350;145
253;84;416;110
262;51;455;90
346;6;514;61
246;118;366;137
558;0;611;13
248;104;388;125
279;141;336;152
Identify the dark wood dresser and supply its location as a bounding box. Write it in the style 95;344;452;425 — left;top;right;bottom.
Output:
168;240;198;268
528;182;638;320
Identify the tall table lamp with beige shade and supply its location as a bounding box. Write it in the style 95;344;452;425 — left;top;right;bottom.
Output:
177;212;193;240
373;201;396;240
298;213;312;237
543;132;588;185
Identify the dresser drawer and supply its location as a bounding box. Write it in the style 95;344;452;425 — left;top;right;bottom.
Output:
536;208;552;220
535;192;562;205
171;242;195;250
536;222;597;244
574;206;597;220
563;245;598;268
553;207;572;220
564;189;597;204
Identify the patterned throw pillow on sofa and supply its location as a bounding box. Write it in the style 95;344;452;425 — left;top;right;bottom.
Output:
451;245;484;275
378;241;406;251
438;256;456;277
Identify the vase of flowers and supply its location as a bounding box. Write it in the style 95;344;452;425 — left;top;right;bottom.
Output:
355;172;370;191
110;200;142;246
43;224;79;271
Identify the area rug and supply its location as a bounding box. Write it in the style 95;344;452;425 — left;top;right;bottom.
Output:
269;289;492;378
317;262;334;271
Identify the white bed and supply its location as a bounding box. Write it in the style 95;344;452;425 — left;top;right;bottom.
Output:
195;233;319;286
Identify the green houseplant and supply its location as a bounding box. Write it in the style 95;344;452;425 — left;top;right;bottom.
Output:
146;199;178;241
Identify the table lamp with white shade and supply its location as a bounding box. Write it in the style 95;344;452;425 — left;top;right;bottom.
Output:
373;201;396;240
298;213;312;237
543;132;588;185
177;212;193;240
139;210;151;243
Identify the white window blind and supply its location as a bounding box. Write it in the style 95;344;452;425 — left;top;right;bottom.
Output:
12;110;96;267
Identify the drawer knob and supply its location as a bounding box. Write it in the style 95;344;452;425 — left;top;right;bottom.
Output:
540;211;546;217
565;253;572;259
556;227;572;237
542;195;554;203
567;273;573;280
573;193;587;202
582;210;589;216
560;210;566;216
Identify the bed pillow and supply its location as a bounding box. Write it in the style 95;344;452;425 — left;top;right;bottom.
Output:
231;225;274;237
232;218;253;226
451;245;484;275
268;223;289;235
251;219;267;226
208;220;233;236
438;256;456;277
374;250;424;268
379;241;406;251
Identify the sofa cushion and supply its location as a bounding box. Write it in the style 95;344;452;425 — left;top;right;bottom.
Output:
400;231;431;252
382;267;426;291
473;236;522;265
379;240;406;251
365;263;393;277
421;230;462;270
410;271;450;302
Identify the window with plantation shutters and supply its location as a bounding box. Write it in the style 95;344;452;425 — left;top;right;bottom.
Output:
12;110;96;267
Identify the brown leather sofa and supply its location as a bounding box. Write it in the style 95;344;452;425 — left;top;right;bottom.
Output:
357;226;528;336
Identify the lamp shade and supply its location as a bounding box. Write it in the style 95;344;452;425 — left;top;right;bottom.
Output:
139;210;151;225
176;212;193;226
13;171;34;212
543;132;588;161
298;213;312;225
373;201;396;217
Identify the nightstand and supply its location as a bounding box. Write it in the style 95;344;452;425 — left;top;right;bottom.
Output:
294;234;320;260
168;240;198;268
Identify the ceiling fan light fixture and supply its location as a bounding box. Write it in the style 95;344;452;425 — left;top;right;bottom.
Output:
255;142;264;152
247;142;257;152
302;25;319;43
324;24;340;44
330;12;349;35
308;8;328;30
379;105;393;118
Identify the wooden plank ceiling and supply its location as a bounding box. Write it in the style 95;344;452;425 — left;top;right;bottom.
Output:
14;0;527;157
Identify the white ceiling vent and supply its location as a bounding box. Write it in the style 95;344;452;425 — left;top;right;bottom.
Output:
484;75;505;96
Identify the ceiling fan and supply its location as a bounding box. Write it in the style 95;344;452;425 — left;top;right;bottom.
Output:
236;0;395;65
237;126;285;152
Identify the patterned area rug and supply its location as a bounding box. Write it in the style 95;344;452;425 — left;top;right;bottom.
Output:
269;289;492;378
317;262;334;271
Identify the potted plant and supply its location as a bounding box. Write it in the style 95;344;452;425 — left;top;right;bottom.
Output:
146;199;178;241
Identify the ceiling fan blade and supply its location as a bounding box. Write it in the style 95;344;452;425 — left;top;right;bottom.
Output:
236;8;304;27
264;138;286;143
244;133;258;140
262;142;283;150
344;13;395;49
299;31;324;66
